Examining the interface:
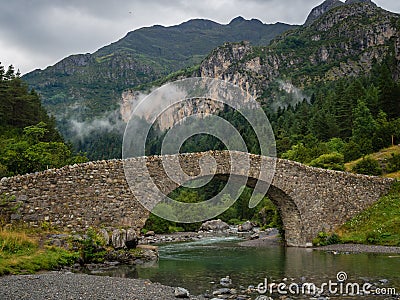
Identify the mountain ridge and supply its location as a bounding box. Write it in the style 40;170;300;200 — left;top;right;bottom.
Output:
304;0;379;25
304;0;345;25
123;0;399;130
23;16;294;116
197;1;399;102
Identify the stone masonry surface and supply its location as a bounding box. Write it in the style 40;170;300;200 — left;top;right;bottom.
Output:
0;151;394;246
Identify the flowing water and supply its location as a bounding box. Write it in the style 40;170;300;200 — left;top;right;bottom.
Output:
96;236;400;298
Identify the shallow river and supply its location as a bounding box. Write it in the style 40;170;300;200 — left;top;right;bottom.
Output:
98;236;400;298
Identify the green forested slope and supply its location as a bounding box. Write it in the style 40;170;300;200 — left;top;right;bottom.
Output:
0;64;86;177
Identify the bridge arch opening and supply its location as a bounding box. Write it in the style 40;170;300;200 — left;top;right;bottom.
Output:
233;175;305;247
147;173;305;247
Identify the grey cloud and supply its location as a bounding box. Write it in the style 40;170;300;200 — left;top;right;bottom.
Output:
0;0;398;74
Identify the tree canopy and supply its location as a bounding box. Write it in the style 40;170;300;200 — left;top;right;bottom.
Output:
0;63;87;177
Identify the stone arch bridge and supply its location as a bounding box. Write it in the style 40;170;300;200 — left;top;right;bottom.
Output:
0;151;394;247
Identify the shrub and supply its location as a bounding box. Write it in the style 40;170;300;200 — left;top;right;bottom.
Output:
168;226;184;233
281;143;313;164
366;231;393;245
143;213;201;233
387;153;400;173
352;156;382;175
78;228;106;263
343;141;362;162
313;231;341;246
143;213;174;234
0;163;8;178
327;233;341;245
309;152;345;171
227;218;242;225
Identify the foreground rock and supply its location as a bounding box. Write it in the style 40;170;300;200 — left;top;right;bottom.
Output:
111;228;138;249
174;287;190;298
0;272;203;300
220;275;232;287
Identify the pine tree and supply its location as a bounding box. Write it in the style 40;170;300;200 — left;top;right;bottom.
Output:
0;62;87;176
336;79;366;139
352;100;376;155
376;58;399;119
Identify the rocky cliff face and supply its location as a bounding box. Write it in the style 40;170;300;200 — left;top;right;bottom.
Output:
199;42;263;99
304;0;344;26
120;1;399;129
191;1;400;108
120;89;225;130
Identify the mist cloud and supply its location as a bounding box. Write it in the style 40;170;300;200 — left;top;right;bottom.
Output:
69;109;125;141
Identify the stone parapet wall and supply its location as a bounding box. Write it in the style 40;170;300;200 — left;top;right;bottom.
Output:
0;160;148;234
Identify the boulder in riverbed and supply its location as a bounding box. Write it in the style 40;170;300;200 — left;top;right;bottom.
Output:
250;233;259;240
220;275;232;287
111;229;126;249
99;229;110;246
199;219;229;232
125;228;138;249
144;230;155;237
111;228;138;249
238;221;253;232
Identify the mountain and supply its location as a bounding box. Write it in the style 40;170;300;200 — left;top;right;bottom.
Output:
22;19;293;117
22;18;293;159
125;0;399;120
129;0;399;148
23;1;400;160
139;0;400;171
197;0;399;110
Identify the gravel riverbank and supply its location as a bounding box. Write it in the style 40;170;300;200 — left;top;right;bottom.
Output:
314;243;400;254
238;228;281;247
0;271;203;300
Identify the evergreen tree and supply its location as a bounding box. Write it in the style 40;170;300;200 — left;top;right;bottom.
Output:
334;80;353;139
375;58;399;118
0;62;87;176
336;79;365;138
352;100;377;154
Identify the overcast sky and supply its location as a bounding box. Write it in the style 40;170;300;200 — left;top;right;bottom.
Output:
0;0;399;75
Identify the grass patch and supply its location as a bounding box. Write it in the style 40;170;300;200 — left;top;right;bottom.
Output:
0;229;77;275
337;181;400;246
386;171;400;179
345;145;400;175
0;230;36;255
